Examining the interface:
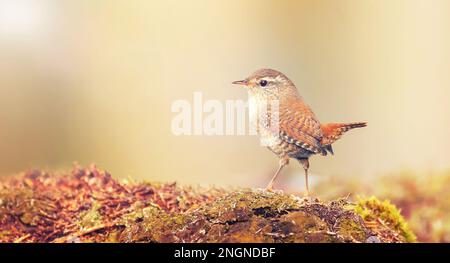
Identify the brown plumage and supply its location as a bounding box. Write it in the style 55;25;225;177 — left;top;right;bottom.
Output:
321;122;367;147
233;68;367;194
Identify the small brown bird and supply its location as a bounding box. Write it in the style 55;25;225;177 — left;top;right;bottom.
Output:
233;69;366;194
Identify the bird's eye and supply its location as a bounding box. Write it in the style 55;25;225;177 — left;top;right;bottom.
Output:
259;80;268;87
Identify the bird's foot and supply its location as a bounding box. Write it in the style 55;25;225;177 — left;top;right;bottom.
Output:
265;181;275;192
264;186;273;192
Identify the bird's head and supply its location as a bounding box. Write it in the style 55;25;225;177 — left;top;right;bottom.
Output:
232;69;299;99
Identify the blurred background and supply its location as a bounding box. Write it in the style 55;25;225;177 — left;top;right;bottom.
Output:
1;0;449;183
1;0;449;242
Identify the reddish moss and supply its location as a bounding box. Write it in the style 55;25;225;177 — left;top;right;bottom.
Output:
0;167;414;243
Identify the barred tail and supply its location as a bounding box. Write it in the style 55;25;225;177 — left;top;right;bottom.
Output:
320;122;367;153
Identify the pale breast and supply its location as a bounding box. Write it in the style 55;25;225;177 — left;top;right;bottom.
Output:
248;91;283;149
248;91;318;159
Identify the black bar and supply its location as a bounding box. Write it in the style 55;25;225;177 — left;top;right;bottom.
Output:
1;243;449;262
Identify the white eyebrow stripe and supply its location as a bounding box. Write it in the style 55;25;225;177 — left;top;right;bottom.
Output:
262;76;278;82
274;75;284;82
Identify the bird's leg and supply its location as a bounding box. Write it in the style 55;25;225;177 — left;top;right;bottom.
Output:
265;157;289;191
265;166;283;191
299;158;310;196
304;168;309;195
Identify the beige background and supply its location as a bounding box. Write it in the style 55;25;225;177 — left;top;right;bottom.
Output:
0;0;449;188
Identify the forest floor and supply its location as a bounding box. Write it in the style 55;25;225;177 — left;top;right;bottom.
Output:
0;166;415;243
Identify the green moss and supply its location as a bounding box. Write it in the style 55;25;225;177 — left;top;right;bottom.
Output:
78;201;103;230
278;211;338;243
354;196;417;243
0;168;414;243
118;203;196;242
337;217;368;242
196;190;344;243
299;197;372;242
205;217;273;243
116;189;386;243
202;189;302;222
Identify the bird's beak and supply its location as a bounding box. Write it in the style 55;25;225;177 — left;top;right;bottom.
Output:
232;79;248;86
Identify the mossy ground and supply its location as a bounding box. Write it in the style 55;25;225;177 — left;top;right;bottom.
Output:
354;196;417;243
315;171;448;242
0;166;414;243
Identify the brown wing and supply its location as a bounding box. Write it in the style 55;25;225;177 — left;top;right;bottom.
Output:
279;100;324;154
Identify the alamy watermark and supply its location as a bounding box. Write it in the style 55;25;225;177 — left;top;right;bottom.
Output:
171;92;280;146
